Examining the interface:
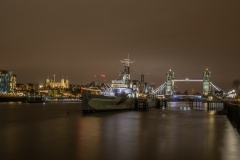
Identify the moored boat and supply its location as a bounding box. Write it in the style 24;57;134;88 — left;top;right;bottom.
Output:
82;56;157;112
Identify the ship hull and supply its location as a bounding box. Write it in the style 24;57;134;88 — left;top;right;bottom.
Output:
82;93;157;112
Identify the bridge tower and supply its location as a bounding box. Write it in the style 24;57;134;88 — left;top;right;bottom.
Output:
203;68;211;95
166;69;174;95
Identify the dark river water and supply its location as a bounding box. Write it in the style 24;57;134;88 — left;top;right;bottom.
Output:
0;102;240;160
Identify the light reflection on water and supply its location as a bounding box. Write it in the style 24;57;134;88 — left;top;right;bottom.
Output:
167;101;224;111
0;102;240;160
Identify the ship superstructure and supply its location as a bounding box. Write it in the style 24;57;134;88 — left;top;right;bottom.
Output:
82;56;156;112
103;57;139;98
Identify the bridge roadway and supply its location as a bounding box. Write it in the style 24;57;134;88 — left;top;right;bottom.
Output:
157;94;223;102
157;94;203;99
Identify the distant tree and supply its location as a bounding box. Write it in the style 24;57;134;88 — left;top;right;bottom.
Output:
195;92;201;95
176;91;182;95
231;79;240;97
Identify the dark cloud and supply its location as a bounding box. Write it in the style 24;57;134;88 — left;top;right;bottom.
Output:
0;0;240;92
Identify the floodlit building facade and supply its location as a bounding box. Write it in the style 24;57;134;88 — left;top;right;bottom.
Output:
203;68;211;95
0;70;16;93
45;74;69;89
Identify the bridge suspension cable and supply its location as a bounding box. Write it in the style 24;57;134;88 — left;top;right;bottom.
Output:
210;82;226;93
153;82;166;95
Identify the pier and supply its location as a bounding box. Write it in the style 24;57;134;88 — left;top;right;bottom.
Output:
134;98;149;110
225;102;240;135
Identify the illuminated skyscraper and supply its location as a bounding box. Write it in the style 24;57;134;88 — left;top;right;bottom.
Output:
0;70;16;93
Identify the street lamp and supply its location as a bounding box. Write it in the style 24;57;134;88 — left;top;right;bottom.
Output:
208;96;213;101
228;90;236;98
232;90;236;98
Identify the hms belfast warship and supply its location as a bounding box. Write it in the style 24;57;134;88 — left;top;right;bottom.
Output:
82;56;157;112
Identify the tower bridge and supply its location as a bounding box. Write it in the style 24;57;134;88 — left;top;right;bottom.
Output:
154;68;226;97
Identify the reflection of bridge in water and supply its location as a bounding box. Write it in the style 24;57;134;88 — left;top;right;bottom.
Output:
151;68;230;111
166;101;225;111
157;97;225;111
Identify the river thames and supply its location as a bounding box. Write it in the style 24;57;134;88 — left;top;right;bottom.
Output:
0;102;240;160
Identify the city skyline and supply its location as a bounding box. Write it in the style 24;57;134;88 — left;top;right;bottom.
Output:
1;0;240;92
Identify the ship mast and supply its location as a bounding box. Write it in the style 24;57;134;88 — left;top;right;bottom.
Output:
120;54;135;81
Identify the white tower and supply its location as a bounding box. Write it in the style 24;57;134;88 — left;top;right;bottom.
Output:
66;76;69;88
45;75;50;87
61;75;64;88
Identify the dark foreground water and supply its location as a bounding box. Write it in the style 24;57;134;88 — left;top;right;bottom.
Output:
0;102;240;160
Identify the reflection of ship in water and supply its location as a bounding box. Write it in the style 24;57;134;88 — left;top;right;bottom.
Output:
82;56;157;112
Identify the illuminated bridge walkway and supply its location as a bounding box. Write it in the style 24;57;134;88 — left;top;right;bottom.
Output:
153;68;227;98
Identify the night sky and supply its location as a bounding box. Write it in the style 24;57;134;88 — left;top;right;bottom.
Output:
1;0;239;92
